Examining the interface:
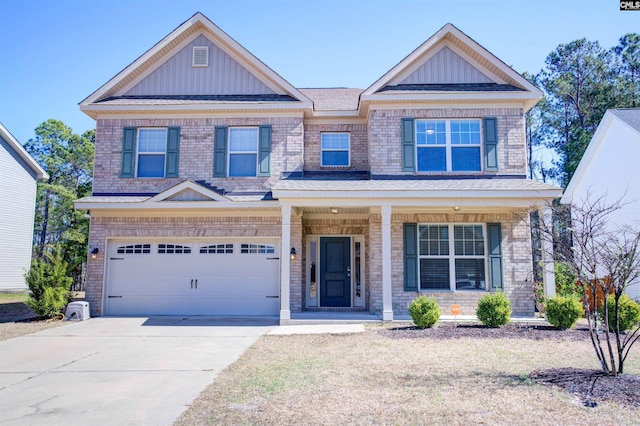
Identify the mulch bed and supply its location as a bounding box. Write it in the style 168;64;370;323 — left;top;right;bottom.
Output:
378;322;590;341
377;323;640;408
531;368;640;408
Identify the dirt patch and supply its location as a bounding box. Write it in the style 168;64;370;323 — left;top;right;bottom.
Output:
378;322;590;341
531;368;640;408
0;295;66;340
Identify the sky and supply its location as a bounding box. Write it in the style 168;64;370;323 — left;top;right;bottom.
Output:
0;0;638;146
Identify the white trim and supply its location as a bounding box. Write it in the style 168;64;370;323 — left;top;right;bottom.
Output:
92;111;305;120
320;132;351;167
227;127;259;177
280;205;292;322
135;128;167;178
381;206;393;321
415;118;483;173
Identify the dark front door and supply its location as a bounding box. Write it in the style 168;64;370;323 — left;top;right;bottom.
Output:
320;237;351;307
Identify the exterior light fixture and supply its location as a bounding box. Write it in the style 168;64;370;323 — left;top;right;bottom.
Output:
290;247;297;260
91;247;99;259
330;207;339;214
453;206;461;211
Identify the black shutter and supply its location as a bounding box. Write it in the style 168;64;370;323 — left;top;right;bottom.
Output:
401;118;415;172
165;127;180;178
213;126;228;177
487;223;504;291
404;223;419;291
121;127;136;178
483;117;498;172
258;125;271;176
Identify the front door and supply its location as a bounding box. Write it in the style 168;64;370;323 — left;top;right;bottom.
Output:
320;237;351;307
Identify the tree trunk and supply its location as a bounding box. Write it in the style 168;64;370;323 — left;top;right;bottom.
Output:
38;189;50;257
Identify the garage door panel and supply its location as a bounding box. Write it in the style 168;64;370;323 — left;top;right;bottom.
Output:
105;240;279;316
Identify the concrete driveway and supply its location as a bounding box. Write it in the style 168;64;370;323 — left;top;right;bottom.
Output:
0;316;276;425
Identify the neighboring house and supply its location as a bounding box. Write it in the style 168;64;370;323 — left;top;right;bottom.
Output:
75;13;561;321
0;123;48;291
561;109;640;301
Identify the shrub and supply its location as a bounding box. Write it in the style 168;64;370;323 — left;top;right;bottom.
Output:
544;296;584;329
476;292;511;327
600;294;640;332
24;250;72;318
554;262;580;298
408;296;440;329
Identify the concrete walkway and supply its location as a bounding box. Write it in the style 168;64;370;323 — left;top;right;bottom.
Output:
0;316;276;425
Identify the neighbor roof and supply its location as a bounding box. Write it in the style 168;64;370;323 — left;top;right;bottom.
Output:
298;88;363;111
0;123;48;180
609;109;640;133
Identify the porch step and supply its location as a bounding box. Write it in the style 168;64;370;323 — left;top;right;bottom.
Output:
286;311;382;325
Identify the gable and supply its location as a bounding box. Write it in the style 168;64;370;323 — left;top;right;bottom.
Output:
395;46;493;85
80;13;311;115
146;180;229;203
362;24;542;110
125;35;277;96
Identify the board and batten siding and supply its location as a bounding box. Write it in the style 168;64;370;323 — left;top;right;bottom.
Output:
125;35;278;96
398;46;493;85
0;136;39;290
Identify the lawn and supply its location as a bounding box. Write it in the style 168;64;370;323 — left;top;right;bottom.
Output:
176;324;640;425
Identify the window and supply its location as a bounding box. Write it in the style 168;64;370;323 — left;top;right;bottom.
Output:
416;119;481;172
228;128;258;177
158;244;192;254
117;244;151;254
200;244;233;254
321;133;350;166
418;224;486;291
241;243;275;254
137;129;167;177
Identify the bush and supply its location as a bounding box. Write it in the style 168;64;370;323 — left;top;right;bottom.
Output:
408;296;440;329
476;292;511;327
544;296;584;329
600;294;640;332
554;262;580;298
24;250;72;318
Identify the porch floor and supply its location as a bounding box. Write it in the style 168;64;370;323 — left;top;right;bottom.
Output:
285;312;547;325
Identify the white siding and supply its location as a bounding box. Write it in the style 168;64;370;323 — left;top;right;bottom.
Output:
0;137;38;290
563;119;640;301
125;35;277;96
399;46;493;85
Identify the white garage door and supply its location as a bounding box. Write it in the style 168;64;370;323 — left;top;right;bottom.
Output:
105;240;280;316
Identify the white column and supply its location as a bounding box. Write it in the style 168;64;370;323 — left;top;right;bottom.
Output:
381;205;394;321
280;204;291;322
541;205;556;298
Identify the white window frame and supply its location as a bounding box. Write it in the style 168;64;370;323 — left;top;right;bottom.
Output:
227;127;259;177
417;223;487;291
320;132;350;167
136;128;167;178
415;119;482;172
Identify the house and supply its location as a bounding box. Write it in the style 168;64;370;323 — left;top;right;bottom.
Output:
0;123;48;291
561;109;640;301
75;13;561;322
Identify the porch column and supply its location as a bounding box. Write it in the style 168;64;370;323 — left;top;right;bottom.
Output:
540;205;556;298
381;205;394;321
280;204;291;321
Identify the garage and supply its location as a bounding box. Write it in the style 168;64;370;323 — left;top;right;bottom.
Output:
104;239;280;316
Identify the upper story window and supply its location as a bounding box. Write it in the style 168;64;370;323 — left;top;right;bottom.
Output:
137;129;168;177
214;125;272;178
321;133;350;167
416;119;481;172
121;127;180;179
229;128;259;177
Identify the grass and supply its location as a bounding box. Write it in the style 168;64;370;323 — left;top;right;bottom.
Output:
175;325;640;425
0;292;29;303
